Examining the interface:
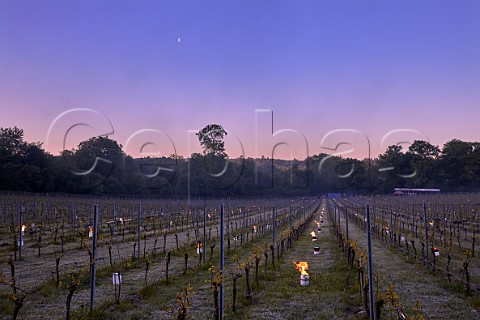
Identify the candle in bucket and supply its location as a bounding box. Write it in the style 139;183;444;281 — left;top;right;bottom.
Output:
112;272;122;285
313;246;320;255
197;241;203;254
310;231;317;242
293;261;309;286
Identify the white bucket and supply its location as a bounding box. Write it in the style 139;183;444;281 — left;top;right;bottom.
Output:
300;274;309;286
112;272;122;285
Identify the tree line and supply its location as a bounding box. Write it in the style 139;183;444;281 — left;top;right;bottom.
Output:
1;126;479;196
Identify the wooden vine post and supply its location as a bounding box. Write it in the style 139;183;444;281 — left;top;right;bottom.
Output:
89;204;98;312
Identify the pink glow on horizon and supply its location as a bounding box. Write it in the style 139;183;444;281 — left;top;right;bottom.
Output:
5;105;479;161
0;1;479;161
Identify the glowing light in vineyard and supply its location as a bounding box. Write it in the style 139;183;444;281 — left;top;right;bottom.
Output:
293;261;308;275
293;261;310;286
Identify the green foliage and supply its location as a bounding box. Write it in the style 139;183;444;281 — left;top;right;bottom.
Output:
171;286;194;320
117;300;135;312
38;279;57;297
3;125;480;196
73;308;114;320
139;285;158;299
208;263;223;290
0;293;14;315
196;124;227;157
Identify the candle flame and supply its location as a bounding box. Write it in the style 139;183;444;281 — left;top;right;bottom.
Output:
119;217;124;224
208;213;211;218
21;224;27;232
197;242;202;249
253;225;257;231
310;231;316;237
293;261;309;276
89;226;93;233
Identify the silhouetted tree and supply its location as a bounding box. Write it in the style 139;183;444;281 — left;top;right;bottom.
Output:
196;124;227;157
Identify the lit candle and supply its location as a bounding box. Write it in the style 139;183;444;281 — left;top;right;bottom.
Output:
293;261;309;286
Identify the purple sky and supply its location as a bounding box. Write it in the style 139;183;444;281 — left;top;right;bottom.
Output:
1;1;480;160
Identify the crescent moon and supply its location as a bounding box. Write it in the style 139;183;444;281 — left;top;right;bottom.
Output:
177;37;181;43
